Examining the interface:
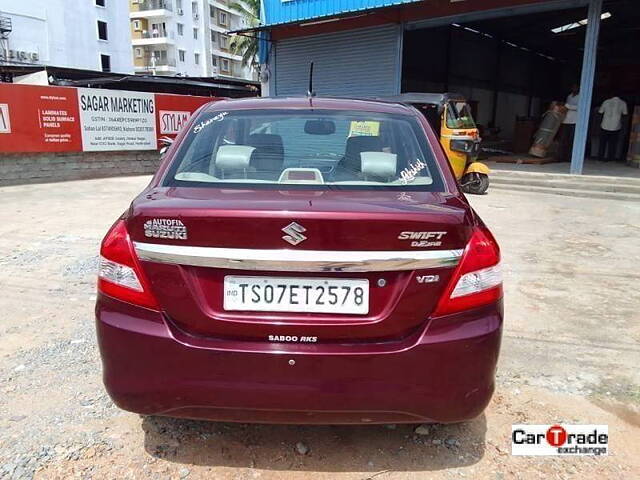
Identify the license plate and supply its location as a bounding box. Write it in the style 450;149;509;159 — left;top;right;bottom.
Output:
223;276;369;314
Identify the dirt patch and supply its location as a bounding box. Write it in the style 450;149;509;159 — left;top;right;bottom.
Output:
33;387;639;480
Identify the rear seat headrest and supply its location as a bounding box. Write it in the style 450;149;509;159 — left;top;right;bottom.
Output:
360;152;397;180
215;145;256;170
248;134;284;154
343;136;383;172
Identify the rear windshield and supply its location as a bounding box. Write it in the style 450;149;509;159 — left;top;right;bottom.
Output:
162;109;445;191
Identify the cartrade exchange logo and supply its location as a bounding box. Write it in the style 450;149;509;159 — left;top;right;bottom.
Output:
512;425;608;456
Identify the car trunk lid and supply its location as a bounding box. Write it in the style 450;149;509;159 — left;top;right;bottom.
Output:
127;187;472;343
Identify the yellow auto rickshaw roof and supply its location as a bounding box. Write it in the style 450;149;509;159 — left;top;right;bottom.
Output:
378;92;467;107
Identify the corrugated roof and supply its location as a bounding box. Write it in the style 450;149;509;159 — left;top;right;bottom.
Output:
262;0;420;27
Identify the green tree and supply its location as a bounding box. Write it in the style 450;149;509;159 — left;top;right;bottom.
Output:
229;0;260;70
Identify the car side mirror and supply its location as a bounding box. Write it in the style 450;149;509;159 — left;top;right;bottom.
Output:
159;136;174;157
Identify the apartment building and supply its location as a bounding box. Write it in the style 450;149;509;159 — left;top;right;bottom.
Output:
129;0;253;80
0;0;133;73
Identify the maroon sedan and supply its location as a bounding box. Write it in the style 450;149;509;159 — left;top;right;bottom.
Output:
96;96;503;424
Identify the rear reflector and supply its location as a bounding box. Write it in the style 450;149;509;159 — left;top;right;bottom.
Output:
451;264;502;298
98;220;159;310
99;257;143;292
433;227;502;316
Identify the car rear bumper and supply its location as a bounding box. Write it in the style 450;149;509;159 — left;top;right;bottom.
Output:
96;295;503;424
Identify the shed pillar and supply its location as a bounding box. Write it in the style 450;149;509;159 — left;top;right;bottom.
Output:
570;0;602;175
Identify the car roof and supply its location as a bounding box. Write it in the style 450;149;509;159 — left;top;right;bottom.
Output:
203;96;418;115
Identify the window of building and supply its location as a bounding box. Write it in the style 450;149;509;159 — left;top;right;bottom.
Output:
220;34;228;49
195;53;200;65
210;30;216;43
193;27;198;39
192;1;198;14
151;22;165;37
100;54;111;72
218;11;228;26
211;55;217;67
95;0;106;7
220;58;230;72
176;0;182;9
153;50;168;63
97;21;108;41
177;23;184;36
135;48;143;58
178;49;185;62
132;20;141;31
210;5;215;17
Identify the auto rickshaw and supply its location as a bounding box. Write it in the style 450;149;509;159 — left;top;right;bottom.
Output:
382;93;490;194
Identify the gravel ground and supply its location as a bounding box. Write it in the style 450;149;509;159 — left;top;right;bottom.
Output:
0;176;638;480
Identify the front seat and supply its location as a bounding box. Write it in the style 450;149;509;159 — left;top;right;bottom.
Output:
337;136;384;178
248;134;284;178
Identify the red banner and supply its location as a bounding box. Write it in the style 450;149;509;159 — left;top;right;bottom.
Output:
0;84;82;152
0;83;217;153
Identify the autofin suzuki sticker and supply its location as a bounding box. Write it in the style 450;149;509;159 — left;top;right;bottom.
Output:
144;218;188;240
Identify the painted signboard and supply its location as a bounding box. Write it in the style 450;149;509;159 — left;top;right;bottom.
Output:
0;83;217;153
0;103;11;133
77;88;157;151
154;91;218;141
0;85;82;152
158;110;191;135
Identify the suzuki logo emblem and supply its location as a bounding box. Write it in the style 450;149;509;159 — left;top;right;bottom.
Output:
282;222;307;246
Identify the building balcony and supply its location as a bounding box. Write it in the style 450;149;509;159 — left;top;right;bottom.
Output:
130;9;173;19
130;1;173;19
211;48;242;62
209;0;238;15
132;30;176;45
134;57;177;74
209;23;228;34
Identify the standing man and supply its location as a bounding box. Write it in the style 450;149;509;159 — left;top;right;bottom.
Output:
598;94;628;162
556;84;580;162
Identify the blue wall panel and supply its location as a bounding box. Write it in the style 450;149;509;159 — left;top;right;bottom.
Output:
263;0;420;26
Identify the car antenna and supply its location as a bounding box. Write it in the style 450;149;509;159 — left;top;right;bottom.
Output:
307;61;316;107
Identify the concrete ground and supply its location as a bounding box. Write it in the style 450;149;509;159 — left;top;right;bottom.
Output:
488;158;640;178
0;176;638;480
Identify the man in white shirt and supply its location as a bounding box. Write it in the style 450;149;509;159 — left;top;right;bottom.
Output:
598;95;628;162
555;85;579;162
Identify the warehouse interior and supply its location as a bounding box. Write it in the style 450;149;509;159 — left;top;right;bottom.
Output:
402;0;640;169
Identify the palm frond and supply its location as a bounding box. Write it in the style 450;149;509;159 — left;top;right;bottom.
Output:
228;0;261;68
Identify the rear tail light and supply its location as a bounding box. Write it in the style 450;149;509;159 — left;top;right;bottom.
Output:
98;220;159;310
433;227;502;316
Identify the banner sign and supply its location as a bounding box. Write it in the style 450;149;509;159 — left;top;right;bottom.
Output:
158;110;191;135
78;89;157;151
0;83;217;153
0;103;11;133
154;92;219;140
0;85;82;152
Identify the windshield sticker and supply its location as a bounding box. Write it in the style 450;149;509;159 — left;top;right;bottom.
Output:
193;111;228;133
349;120;380;137
400;160;427;184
